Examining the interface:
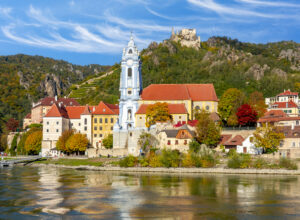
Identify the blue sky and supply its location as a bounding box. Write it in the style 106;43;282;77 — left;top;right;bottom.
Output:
0;0;299;65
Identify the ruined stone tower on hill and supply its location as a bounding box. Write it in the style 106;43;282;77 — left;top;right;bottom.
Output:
170;28;201;49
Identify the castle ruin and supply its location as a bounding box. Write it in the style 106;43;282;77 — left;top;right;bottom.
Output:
170;28;201;49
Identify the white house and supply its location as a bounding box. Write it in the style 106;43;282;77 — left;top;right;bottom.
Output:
237;135;263;155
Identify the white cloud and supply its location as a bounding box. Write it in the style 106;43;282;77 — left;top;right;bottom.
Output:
187;0;278;18
0;7;12;17
237;0;300;7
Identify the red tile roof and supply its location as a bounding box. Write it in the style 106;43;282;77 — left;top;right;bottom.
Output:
25;113;31;119
279;126;300;138
81;105;92;115
66;106;86;119
272;101;298;108
224;135;244;146
219;134;232;145
44;103;69;118
141;84;218;101
277;90;298;96
136;103;188;114
93;101;119;115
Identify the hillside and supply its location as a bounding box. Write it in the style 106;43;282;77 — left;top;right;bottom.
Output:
0;54;110;124
69;36;300;105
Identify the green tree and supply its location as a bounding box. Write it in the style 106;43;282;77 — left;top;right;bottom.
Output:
253;125;284;153
24;131;42;155
146;102;172;128
56;130;74;152
189;139;201;153
66;133;89;153
9;134;19;156
218;88;245;123
195;109;221;147
102;134;113;149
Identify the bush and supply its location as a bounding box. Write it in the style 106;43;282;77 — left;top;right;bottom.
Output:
227;149;237;157
227;154;252;169
119;155;138;167
279;158;298;170
160;149;181;168
199;152;216;168
148;154;162;167
182;152;201;167
102;134;113;149
252;157;267;169
189;139;201;153
139;157;149;167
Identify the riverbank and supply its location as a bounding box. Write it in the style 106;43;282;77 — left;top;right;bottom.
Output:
29;162;300;175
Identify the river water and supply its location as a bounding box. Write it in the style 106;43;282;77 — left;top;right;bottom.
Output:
0;166;300;219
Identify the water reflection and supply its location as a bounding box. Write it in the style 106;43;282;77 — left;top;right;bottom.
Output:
0;167;300;219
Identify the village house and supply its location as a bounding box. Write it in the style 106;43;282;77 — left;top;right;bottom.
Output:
236;135;263;155
265;90;299;116
219;134;244;152
257;110;300;127
276;125;300;159
24;96;79;128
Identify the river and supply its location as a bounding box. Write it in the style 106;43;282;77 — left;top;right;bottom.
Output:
0;166;300;219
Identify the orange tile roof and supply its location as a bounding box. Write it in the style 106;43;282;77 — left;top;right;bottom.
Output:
272;101;298;108
34;97;79;107
93;101;118;115
277;90;298;96
224;135;244;146
66;106;86;119
136;103;188;114
219;134;232;145
25;113;31;119
44;103;68;118
141;84;218;101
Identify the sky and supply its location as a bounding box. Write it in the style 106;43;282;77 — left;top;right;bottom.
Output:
0;0;299;65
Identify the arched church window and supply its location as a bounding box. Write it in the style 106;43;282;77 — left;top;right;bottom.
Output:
128;49;133;54
128;68;132;77
206;105;210;110
195;106;200;110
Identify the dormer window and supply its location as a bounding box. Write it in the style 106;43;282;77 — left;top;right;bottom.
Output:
128;68;132;77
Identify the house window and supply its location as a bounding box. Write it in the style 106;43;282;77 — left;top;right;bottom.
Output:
167;140;171;145
105;118;108;123
94;134;97;137
84;126;87;131
206;105;210;110
184;140;187;145
128;109;132;120
130;132;132;137
128;68;132;77
46;129;49;133
111;126;113;130
179;116;181;119
100;134;103;137
195;106;200;110
94;118;97;123
139;117;142;119
94;126;97;130
128;90;132;95
79;123;81;126
84;118;87;125
46;121;49;125
293;142;296;147
100;118;103;123
111;118;114;123
100;126;102;130
297;121;299;125
56;129;59;132
56;121;59;125
175;140;178;145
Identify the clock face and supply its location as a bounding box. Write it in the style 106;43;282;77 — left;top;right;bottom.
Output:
127;59;133;66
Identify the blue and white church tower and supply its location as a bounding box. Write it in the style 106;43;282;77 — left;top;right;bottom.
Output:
113;36;143;154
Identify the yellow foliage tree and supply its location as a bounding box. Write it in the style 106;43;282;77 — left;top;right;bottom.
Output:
56;130;74;152
66;133;89;153
24;131;42;155
145;102;172;128
253;124;284;153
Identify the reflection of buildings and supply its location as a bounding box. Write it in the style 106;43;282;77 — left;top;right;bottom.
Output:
36;167;69;215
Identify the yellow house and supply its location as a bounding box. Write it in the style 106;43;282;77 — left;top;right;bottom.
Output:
135;103;188;128
139;84;218;120
91;102;119;148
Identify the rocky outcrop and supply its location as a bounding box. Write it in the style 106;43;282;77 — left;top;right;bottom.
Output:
279;48;300;62
162;40;177;55
39;74;64;97
246;64;270;80
271;68;287;79
170;28;201;49
17;71;30;90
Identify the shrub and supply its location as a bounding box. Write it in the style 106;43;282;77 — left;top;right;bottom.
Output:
227;154;252;169
279;158;298;170
182;152;201;167
199;152;216;168
227;149;237;157
139;157;149;167
102;134;113;149
189;139;201;153
252;157;267;169
119;155;138;167
148;154;162;167
160;149;181;168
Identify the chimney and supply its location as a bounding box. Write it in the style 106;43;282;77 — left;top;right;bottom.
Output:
55;95;58;101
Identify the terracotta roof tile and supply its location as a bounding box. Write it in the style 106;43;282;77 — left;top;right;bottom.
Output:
136;103;188;114
25;113;31;119
272;101;298;108
44;103;68;118
277;90;298;96
279;126;300;138
141;84;218;101
93;101;118;115
219;134;232;145
66;106;86;119
34;97;79;107
224;135;244;146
